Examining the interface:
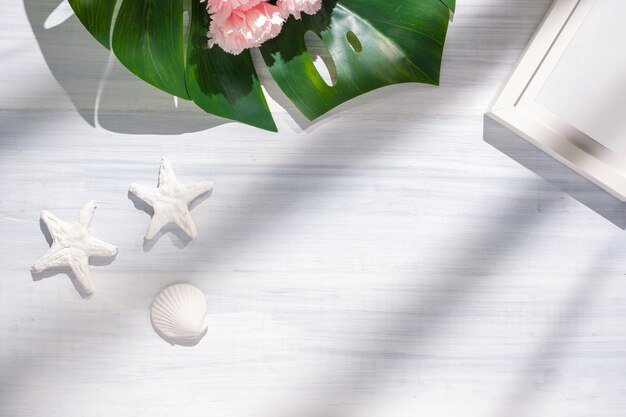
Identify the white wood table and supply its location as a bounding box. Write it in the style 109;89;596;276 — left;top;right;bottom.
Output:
3;1;626;416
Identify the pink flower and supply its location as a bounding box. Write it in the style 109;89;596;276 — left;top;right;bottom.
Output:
277;0;322;20
204;0;262;24
205;0;284;55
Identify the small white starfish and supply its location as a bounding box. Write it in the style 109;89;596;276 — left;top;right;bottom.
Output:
31;200;118;297
129;158;214;240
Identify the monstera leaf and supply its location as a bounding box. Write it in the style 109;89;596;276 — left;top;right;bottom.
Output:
68;0;455;131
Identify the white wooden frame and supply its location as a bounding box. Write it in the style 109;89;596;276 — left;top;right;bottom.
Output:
486;0;626;201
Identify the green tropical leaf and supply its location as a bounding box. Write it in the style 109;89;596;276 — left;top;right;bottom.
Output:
112;0;189;99
67;0;454;130
260;0;453;120
185;0;277;131
67;0;117;48
440;0;456;12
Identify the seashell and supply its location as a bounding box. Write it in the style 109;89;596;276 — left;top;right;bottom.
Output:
151;283;209;346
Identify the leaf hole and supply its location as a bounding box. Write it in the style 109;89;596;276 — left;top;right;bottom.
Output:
346;31;362;53
304;31;337;87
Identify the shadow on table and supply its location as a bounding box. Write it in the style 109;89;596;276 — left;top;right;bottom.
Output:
483;115;626;229
22;0;228;135
491;242;615;417
260;179;559;417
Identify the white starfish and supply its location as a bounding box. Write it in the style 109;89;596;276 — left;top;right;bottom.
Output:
129;158;214;240
31;200;118;297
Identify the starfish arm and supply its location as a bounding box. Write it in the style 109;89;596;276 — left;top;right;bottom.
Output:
158;157;177;188
84;236;118;258
31;247;72;273
40;210;70;240
178;180;214;205
68;253;95;297
145;208;172;240
129;183;160;206
77;200;97;228
174;209;198;239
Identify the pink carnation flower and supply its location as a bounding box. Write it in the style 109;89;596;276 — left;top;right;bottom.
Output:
205;0;284;55
205;0;261;24
277;0;322;20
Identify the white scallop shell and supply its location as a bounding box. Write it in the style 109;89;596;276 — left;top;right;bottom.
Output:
151;283;209;346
